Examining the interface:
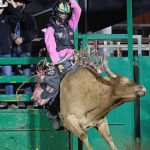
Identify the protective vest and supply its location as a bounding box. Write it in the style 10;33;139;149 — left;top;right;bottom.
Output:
48;20;74;51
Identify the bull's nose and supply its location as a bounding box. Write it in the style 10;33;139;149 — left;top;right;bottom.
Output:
137;85;146;96
141;86;146;93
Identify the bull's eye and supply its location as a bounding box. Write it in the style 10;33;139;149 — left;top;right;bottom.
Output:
121;80;125;83
120;77;129;84
120;79;127;84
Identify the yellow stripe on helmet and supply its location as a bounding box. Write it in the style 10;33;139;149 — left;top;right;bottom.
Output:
58;2;71;13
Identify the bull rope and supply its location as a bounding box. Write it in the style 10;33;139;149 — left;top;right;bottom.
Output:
16;75;37;101
78;47;106;73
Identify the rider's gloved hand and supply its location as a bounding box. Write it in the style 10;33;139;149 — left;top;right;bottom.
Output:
58;64;65;73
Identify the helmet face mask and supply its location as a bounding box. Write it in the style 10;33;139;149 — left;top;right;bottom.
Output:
53;0;72;24
55;12;70;24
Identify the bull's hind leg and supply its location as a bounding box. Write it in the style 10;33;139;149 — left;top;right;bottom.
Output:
63;114;93;150
96;117;117;150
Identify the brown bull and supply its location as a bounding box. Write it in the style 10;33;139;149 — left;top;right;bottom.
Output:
60;59;146;150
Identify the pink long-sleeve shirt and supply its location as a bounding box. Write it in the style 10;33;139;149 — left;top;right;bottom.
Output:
44;0;81;64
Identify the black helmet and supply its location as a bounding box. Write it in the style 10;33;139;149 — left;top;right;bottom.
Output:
53;0;72;24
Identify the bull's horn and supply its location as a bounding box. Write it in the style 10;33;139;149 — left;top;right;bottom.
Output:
103;57;117;78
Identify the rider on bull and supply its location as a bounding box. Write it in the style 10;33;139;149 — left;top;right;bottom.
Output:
37;0;81;129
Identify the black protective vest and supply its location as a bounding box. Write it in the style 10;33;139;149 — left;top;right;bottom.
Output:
48;20;74;52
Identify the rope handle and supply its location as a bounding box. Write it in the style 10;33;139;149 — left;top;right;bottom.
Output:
16;75;37;101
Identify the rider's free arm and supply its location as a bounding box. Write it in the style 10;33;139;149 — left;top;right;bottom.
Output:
69;0;82;32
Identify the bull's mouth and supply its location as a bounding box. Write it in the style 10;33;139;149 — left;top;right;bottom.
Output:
120;89;146;102
121;96;136;102
137;90;146;97
136;86;146;97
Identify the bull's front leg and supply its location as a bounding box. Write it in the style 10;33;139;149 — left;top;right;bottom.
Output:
63;114;93;150
96;117;117;150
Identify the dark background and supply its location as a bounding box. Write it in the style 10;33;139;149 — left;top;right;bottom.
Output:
24;0;150;34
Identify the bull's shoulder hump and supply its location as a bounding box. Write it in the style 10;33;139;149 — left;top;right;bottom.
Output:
82;66;100;78
67;66;100;78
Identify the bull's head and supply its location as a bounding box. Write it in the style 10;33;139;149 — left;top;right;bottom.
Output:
103;58;146;106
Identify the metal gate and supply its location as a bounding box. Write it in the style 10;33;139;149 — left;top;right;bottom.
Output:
138;56;150;150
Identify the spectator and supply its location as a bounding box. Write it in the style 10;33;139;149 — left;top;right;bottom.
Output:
12;0;38;94
0;0;21;95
